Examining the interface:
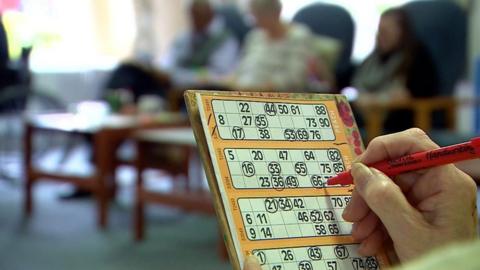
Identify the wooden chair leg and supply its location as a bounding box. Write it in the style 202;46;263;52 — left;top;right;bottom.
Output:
218;234;229;261
184;146;192;192
24;177;33;216
108;170;118;200
134;181;145;241
95;131;110;229
23;123;33;217
134;141;145;241
134;169;145;241
96;184;108;229
363;108;384;143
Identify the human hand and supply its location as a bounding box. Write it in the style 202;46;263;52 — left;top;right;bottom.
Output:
243;256;262;270
343;128;477;263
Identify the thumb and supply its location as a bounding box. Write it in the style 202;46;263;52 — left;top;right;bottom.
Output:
351;163;423;239
243;255;262;270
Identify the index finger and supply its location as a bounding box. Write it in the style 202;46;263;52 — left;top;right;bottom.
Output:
359;128;439;165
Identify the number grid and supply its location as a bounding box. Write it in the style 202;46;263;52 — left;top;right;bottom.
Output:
200;95;386;268
225;149;345;189
252;244;379;270
239;196;352;241
212;100;336;141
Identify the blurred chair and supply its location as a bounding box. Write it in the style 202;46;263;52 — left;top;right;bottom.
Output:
133;128;226;258
361;0;468;142
133;128;214;241
217;4;251;46
292;3;355;90
0;42;31;114
406;0;468;145
404;0;467;96
0;35;64;181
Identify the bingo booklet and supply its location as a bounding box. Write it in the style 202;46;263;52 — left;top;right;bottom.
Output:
185;90;390;270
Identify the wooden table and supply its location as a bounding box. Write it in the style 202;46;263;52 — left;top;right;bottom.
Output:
23;112;188;229
133;127;214;240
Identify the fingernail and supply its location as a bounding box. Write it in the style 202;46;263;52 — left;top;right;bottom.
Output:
342;204;351;219
351;223;363;241
358;241;367;255
351;163;372;192
342;199;354;220
351;222;357;234
245;255;261;268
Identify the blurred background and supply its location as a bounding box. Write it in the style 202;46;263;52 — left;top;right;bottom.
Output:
0;0;479;269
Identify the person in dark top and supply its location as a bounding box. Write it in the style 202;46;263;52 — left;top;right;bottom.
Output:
0;16;8;70
351;7;438;132
0;16;17;90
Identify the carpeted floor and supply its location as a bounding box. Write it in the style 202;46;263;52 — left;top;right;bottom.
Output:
0;139;230;270
0;180;230;270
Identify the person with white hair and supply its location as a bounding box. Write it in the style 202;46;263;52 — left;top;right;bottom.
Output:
234;0;333;92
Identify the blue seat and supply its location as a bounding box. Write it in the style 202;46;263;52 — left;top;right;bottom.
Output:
403;0;467;95
292;3;355;89
400;1;468;145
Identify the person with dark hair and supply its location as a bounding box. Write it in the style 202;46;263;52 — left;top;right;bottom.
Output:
351;8;438;132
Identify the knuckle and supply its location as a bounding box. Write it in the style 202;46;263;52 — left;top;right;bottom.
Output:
367;180;398;207
461;173;477;199
368;135;385;149
406;128;439;150
366;136;389;155
445;166;477;199
405;127;427;137
406;128;431;144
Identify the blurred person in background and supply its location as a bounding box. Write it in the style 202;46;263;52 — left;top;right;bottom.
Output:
233;0;334;92
67;0;240;199
0;16;16;90
105;0;239;110
351;7;438;132
159;0;239;89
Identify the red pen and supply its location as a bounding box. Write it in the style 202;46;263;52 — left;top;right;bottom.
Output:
327;137;480;186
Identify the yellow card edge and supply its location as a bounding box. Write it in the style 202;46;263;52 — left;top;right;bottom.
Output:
184;90;242;269
195;92;245;267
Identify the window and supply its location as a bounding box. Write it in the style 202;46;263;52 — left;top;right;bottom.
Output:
3;0;136;72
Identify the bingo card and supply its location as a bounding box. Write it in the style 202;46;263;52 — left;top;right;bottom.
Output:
185;91;390;270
